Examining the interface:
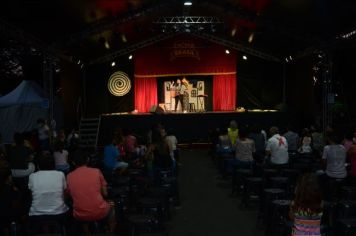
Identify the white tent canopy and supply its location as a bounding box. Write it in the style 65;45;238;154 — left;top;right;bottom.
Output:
0;80;48;143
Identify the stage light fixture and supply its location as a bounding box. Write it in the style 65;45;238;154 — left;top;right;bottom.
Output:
248;33;254;43
184;1;192;6
225;49;230;54
289;56;293;61
111;61;116;67
242;55;248;60
128;55;133;60
231;28;237;37
104;40;110;49
77;60;81;65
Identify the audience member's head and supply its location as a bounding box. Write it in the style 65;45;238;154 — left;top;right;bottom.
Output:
326;132;342;145
269;126;279;136
293;173;322;213
238;127;249;139
37;153;55;170
229;120;238;130
166;128;175;136
13;133;24;146
55;141;65;152
219;127;228;136
73;150;89;167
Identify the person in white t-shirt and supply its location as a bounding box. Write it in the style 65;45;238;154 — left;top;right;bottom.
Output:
53;141;70;173
266;126;289;167
28;154;68;232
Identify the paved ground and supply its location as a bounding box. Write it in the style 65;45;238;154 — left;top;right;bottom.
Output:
168;149;264;236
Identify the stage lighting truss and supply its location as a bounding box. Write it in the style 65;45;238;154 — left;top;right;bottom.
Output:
153;16;223;33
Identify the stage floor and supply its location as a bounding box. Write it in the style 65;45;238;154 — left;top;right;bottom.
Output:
97;111;290;146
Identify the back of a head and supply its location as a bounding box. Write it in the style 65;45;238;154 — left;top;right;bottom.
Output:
72;150;89;167
38;153;55;170
269;126;279;136
294;173;322;212
238;127;249;139
229;120;237;129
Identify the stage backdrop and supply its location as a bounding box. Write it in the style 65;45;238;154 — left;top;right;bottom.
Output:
134;34;237;112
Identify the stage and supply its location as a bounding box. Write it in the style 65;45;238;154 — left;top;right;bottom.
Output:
97;111;291;146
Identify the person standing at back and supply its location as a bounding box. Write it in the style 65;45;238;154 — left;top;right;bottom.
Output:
266;126;289;168
228;120;239;147
283;125;299;153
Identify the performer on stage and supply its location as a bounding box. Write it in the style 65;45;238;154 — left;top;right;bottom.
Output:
173;78;188;112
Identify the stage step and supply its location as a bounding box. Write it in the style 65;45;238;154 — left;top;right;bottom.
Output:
79;117;101;150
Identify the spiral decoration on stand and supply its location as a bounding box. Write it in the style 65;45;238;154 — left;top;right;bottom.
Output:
107;71;131;96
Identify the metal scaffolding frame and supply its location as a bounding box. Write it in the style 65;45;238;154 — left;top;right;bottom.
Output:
191;32;281;62
153;16;223;24
88;32;180;65
89;31;281;65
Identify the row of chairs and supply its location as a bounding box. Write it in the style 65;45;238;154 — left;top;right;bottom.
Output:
214;150;356;236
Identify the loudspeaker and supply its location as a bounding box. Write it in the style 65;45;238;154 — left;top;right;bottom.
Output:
149;105;164;114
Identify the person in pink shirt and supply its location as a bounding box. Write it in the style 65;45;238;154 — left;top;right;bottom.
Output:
66;151;116;233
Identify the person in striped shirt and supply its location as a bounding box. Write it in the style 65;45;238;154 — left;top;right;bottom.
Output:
289;173;323;236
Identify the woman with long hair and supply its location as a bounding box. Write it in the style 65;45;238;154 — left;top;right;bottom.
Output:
289;173;323;236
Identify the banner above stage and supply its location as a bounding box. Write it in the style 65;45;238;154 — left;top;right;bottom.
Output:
134;34;237;77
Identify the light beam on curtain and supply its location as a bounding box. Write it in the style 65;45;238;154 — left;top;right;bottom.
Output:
213;74;237;111
134;77;157;112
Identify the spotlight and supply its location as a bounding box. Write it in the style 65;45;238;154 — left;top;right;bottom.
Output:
121;34;127;43
128;55;133;60
231;28;237;37
285;58;289;63
184;1;192;6
104;40;110;49
289;56;293;61
225;49;230;54
77;60;81;65
248;33;254;43
111;61;116;67
242;55;248;60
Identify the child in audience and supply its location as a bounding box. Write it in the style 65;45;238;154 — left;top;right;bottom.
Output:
289;173;323;236
53;141;70;173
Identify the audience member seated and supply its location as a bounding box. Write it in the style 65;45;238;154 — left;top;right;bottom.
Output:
103;136;129;173
37;119;50;151
233;127;255;169
0;166;23;236
322;133;347;179
228;120;239;147
249;124;265;163
266;127;289;168
298;128;313;154
67;128;79;152
8;133;35;179
123;129;138;160
146;127;173;176
311;126;324;158
289;173;323;236
216;128;232;154
283;125;299;153
53;141;70;173
28;154;69;232
165;128;179;166
66;151;116;233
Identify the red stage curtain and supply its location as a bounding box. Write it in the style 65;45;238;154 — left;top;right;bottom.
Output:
213;74;237;111
134;77;157;112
